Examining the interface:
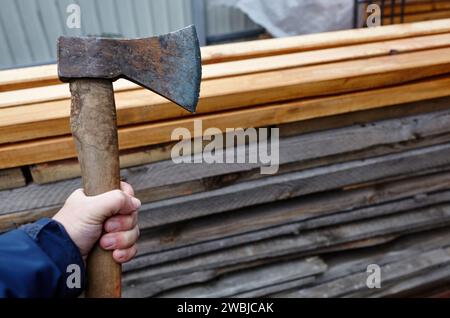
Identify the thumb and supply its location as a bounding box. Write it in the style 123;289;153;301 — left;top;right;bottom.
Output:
88;189;141;222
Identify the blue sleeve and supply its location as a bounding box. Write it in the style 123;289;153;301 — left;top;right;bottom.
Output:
0;218;86;298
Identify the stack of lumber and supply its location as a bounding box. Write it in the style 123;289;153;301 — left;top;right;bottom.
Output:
2;19;450;297
375;0;450;25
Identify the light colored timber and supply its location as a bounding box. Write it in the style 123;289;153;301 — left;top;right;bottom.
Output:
2;19;450;92
3;46;450;145
4;33;450;109
201;18;450;63
1;75;450;169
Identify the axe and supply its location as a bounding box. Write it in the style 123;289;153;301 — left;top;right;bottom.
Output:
57;26;201;298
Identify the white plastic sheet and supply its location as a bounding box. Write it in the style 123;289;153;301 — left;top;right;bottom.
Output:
212;0;355;37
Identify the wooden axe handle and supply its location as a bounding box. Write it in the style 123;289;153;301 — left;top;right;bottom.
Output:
69;79;121;298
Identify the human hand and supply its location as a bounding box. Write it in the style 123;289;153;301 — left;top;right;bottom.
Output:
53;181;141;263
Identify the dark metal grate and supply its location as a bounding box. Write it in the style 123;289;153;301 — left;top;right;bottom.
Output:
354;0;408;28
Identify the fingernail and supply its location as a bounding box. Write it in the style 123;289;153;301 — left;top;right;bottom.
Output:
107;221;120;232
102;237;116;249
132;197;141;209
116;250;126;259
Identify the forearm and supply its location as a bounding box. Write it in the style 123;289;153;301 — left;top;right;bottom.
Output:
0;218;85;298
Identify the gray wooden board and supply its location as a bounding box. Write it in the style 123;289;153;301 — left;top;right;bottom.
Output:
2;108;450;215
123;203;450;279
133;187;450;265
304;227;450;286
158;257;326;298
232;276;317;298
123;227;450;297
138;143;450;228
364;265;450;298
279;248;450;298
136;172;450;256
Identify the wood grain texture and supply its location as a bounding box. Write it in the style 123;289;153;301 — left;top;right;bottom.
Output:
4;46;450;147
3;19;450;92
0;168;25;190
136;143;450;228
5;32;450;110
124;203;450;288
70;79;121;298
134;177;450;260
0;105;449;214
3;74;450;169
158;257;326;298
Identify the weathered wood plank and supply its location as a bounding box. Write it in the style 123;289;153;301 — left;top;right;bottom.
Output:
0;168;25;190
158;257;326;298
136;178;450;258
138;143;450;228
282;249;450;298
124;203;450;277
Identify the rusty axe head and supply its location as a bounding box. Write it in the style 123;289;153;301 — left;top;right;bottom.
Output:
57;25;201;112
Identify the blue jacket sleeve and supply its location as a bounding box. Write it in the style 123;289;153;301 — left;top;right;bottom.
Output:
0;218;85;298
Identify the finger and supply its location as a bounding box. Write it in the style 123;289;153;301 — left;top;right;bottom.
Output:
120;181;135;197
104;212;138;233
113;244;138;263
91;190;141;219
100;225;140;250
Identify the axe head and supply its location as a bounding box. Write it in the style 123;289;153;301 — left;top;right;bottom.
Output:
57;25;201;113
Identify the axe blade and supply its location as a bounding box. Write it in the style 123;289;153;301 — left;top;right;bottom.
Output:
58;25;201;113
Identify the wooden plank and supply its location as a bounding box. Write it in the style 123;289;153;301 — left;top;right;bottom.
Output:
3;73;450;168
30;98;450;184
201;19;450;64
0;168;25;191
283;249;450;298
136;178;450;258
6;46;450;144
122;227;450;297
5;32;450;108
30;131;257;184
124;204;450;281
136;143;450;228
2;106;450;227
123;236;392;298
136;187;450;267
0;18;450;92
158;257;326;298
1;104;448;214
365;266;450;298
3;18;450;92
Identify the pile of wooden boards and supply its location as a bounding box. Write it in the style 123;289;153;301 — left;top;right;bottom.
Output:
374;0;450;25
2;19;450;297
